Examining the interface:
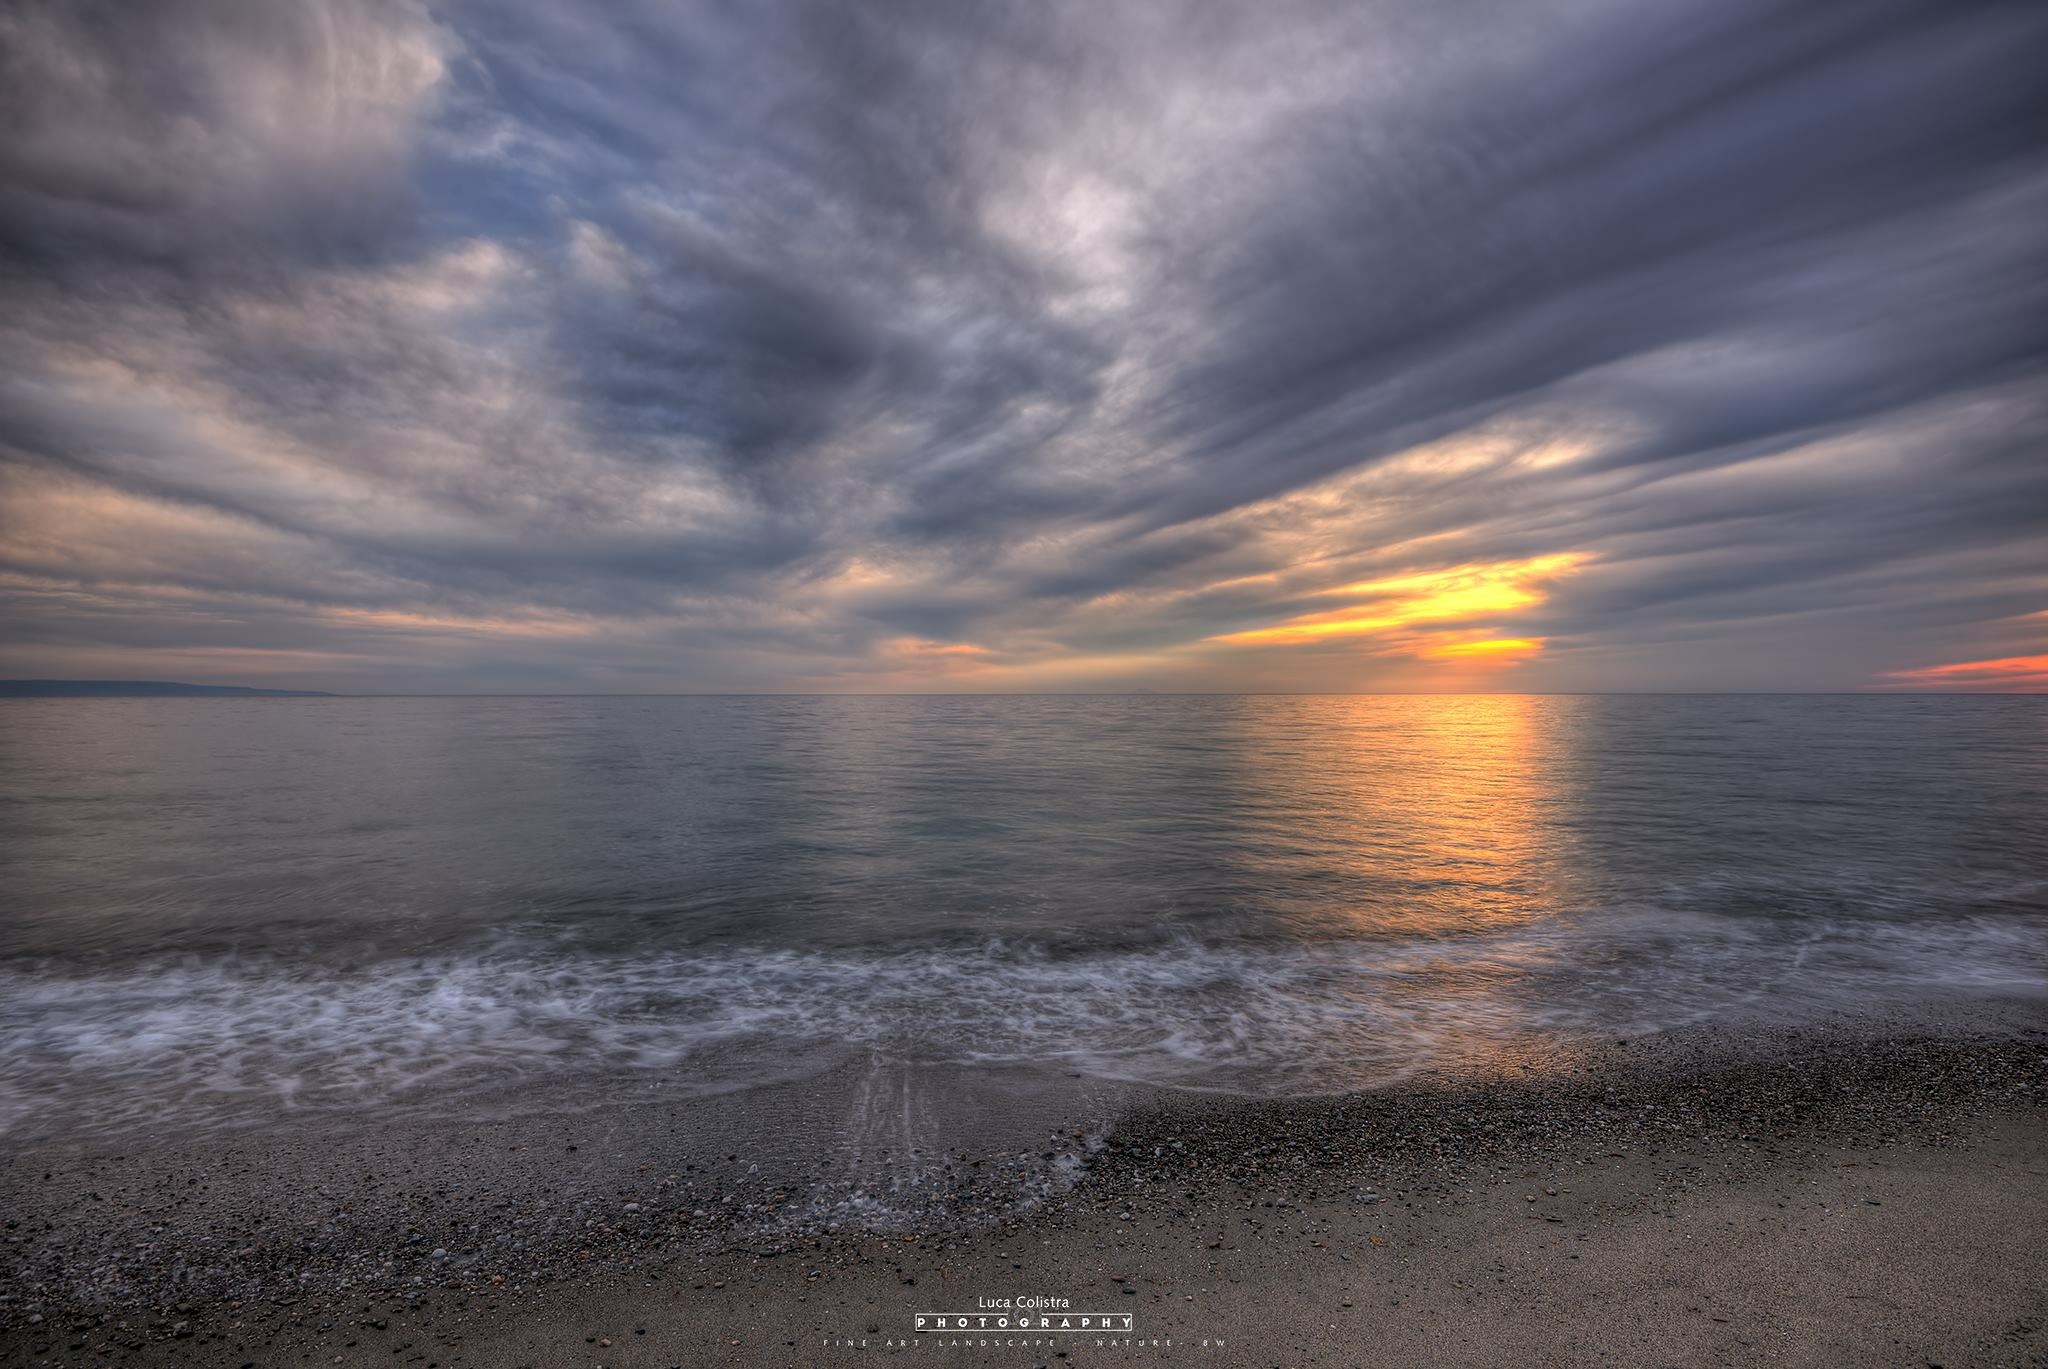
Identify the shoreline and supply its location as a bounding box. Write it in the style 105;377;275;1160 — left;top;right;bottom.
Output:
4;1009;2044;1366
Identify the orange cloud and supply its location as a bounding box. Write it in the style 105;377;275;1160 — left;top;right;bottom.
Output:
1878;654;2048;691
1209;552;1589;660
884;637;994;658
321;606;602;640
1418;636;1547;660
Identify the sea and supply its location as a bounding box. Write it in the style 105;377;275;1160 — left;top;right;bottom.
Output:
2;694;2042;1202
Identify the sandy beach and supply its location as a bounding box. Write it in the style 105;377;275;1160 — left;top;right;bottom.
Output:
5;1012;2043;1369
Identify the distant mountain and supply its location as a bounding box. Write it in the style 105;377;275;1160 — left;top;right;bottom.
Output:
0;680;337;698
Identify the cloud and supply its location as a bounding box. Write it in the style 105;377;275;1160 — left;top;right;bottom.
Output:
1879;654;2048;692
1209;552;1592;652
0;0;449;279
1;0;2043;691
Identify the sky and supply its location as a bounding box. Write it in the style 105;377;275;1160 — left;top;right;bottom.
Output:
1;0;2043;694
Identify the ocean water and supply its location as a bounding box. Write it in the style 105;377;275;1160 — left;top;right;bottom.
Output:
1;694;2043;1149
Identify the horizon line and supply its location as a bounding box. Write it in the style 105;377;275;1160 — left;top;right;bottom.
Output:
4;687;2042;699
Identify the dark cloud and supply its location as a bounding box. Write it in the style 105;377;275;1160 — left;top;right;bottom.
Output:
1;0;2042;691
0;0;447;283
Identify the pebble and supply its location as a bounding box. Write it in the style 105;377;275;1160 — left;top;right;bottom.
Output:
1;1024;2038;1355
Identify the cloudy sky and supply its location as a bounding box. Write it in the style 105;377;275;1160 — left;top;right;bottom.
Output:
1;0;2043;693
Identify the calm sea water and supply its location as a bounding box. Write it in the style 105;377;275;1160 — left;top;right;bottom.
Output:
1;694;2043;1146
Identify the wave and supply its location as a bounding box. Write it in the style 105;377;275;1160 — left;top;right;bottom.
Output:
1;906;2042;1140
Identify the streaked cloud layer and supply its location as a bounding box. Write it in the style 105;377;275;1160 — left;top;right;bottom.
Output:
1;0;2042;691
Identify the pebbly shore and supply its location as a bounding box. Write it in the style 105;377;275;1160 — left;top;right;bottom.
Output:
3;1005;2044;1367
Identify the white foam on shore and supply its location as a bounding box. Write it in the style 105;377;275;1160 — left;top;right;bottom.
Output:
0;908;2042;1140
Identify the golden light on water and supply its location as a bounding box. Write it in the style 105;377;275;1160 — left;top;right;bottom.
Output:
1229;693;1572;948
1362;694;1560;928
1279;695;1581;1073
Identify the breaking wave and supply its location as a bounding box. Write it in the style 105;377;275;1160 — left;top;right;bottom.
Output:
2;905;2042;1141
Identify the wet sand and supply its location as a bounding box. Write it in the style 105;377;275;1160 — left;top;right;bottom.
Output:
4;1015;2044;1368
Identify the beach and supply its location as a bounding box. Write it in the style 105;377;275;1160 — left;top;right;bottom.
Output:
5;1010;2043;1368
4;696;2043;1366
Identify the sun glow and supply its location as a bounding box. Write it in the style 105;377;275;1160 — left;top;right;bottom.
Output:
1209;552;1589;659
1420;636;1547;660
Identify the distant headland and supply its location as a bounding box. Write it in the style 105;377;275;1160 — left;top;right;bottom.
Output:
0;680;337;698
